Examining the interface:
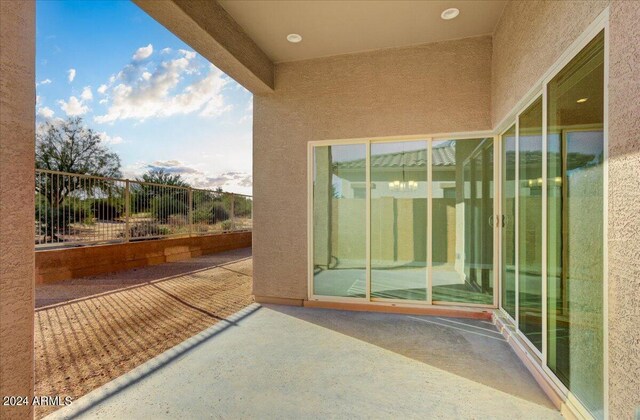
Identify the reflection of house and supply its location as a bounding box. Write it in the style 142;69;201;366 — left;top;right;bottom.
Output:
322;140;494;294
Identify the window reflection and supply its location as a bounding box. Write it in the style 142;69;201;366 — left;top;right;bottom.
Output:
370;141;427;300
432;138;494;304
313;144;366;298
502;125;517;318
547;30;604;416
518;97;543;351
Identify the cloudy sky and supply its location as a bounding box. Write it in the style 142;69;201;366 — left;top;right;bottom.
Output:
36;0;253;194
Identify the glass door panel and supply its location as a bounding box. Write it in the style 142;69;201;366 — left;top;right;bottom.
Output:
501;125;517;318
313;144;366;298
432;138;494;304
370;141;427;300
518;97;543;351
547;30;604;416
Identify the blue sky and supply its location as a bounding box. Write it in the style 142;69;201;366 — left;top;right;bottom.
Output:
36;0;253;194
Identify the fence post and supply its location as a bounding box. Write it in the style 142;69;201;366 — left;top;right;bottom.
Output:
230;193;235;231
188;187;193;237
124;179;130;243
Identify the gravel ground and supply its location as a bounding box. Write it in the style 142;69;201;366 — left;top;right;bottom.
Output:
34;248;253;419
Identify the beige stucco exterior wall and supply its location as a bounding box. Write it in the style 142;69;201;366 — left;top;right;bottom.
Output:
491;0;609;127
253;35;492;301
607;2;640;418
0;1;35;418
492;1;639;418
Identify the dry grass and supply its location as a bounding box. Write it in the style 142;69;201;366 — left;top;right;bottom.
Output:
34;255;253;419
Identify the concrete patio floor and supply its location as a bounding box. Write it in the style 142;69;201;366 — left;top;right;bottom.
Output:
47;303;561;419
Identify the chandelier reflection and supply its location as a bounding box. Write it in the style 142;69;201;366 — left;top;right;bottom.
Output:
388;149;417;191
388;180;418;191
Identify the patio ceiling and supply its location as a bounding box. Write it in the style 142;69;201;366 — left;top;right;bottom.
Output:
218;0;507;63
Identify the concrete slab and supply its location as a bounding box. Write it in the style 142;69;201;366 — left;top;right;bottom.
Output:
47;304;561;419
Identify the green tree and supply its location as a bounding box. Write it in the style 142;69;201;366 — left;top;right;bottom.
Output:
137;168;189;187
35;117;122;205
131;169;189;214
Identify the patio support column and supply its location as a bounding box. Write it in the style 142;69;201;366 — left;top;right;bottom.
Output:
0;0;36;418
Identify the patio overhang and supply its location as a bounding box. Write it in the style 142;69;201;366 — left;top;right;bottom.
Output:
0;1;639;420
133;0;275;94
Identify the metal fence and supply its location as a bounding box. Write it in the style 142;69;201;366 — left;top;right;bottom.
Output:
35;169;252;249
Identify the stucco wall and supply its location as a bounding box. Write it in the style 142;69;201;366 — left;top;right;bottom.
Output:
493;1;639;418
0;1;35;418
607;2;640;418
491;0;609;127
253;35;492;301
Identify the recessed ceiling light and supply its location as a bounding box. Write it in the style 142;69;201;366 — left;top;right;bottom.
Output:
287;33;302;43
576;97;588;103
441;8;460;20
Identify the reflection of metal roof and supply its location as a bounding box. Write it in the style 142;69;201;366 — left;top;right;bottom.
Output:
335;144;455;170
333;146;599;171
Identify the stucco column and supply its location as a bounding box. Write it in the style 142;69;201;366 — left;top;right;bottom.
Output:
0;1;36;418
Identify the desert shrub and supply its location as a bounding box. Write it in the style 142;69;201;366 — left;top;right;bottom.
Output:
90;197;124;221
150;194;187;223
121;222;169;239
221;219;234;231
35;197;93;240
192;201;230;224
167;214;188;227
233;196;253;218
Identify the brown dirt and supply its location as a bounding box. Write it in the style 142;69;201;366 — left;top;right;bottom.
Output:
34;249;253;419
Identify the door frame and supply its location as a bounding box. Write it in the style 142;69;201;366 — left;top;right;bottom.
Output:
307;133;499;309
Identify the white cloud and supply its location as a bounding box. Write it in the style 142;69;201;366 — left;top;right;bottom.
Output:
58;96;88;116
178;49;196;60
95;50;230;123
97;84;108;94
161;48;172;54
97;131;124;145
67;68;76;83
132;44;153;61
37;106;55;119
122;160;252;192
80;86;93;101
238;98;253;123
36;78;52;86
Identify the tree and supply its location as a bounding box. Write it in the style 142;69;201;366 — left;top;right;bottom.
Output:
137;168;189;187
36;117;121;205
131;168;189;214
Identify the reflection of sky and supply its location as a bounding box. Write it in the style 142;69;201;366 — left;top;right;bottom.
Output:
503;132;602;155
548;131;603;155
331;144;366;162
566;131;603;155
519;135;542;151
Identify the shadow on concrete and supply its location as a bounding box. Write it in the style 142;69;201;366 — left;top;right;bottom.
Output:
267;304;555;409
35;251;254;419
55;305;262;420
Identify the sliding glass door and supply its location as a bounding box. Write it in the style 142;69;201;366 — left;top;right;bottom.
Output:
547;31;604;416
312;144;367;298
311;138;497;306
518;96;544;351
370;141;427;300
501;125;517;319
432;138;494;304
498;30;605;418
